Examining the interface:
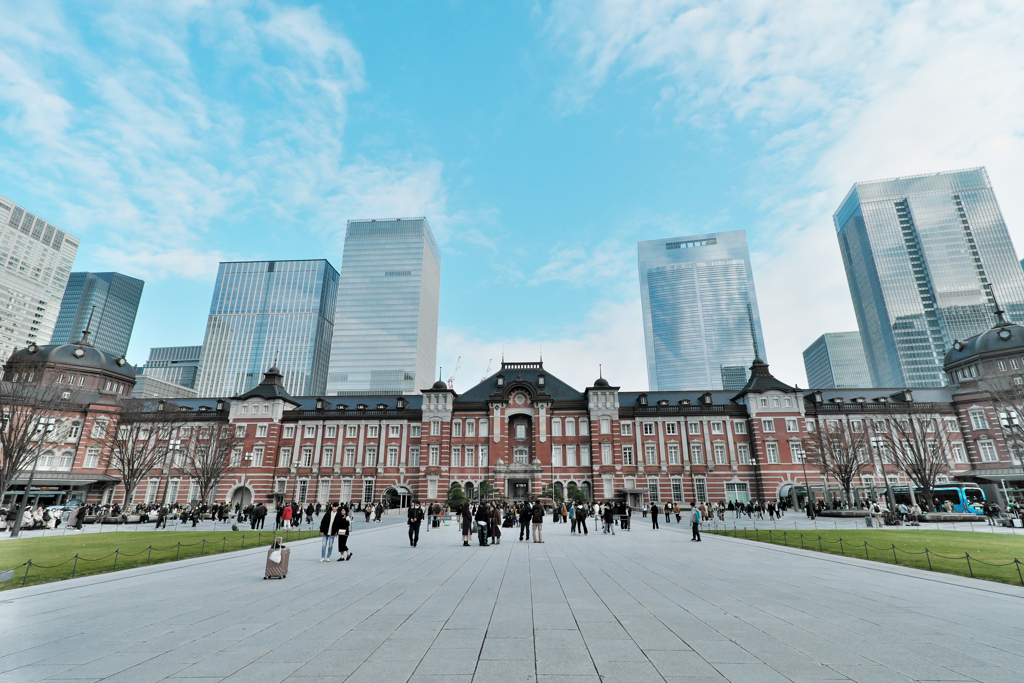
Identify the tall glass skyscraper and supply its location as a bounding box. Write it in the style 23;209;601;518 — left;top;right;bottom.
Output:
51;272;144;357
196;260;339;398
835;168;1024;388
327;218;441;395
803;332;873;389
638;230;767;391
0;194;79;353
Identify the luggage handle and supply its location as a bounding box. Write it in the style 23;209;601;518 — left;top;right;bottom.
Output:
273;536;284;549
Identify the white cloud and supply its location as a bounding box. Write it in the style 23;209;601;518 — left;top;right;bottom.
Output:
546;0;1024;386
0;0;443;282
438;295;648;393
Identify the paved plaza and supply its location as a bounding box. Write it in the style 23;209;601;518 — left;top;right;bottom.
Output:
2;519;1023;683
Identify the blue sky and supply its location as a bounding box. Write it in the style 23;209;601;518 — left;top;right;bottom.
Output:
2;1;1023;392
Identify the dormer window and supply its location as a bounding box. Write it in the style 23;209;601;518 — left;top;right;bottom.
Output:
496;375;505;388
538;374;546;387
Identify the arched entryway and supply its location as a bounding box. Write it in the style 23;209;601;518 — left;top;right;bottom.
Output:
229;485;253;507
383;485;412;509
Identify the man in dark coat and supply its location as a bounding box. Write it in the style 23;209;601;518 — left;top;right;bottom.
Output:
460;503;473;547
319;502;345;561
650;503;660;530
489;504;502;545
518;502;531;541
408;501;424;547
475;503;491;546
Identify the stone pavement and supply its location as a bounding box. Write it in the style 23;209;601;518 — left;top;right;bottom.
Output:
1;518;1023;683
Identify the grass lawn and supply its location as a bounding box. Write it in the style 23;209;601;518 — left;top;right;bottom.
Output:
0;528;318;590
708;527;1024;586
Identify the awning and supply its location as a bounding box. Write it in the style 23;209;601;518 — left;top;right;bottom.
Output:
953;469;1024;482
10;472;121;485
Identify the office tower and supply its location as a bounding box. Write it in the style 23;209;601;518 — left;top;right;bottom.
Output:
195;260;339;398
327;218;441;395
638;230;767;391
0;195;80;351
835;167;1024;388
51;272;144;357
132;375;199;400
803;332;873;389
140;346;203;388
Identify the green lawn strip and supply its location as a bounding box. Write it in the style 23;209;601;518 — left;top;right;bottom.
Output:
707;528;1024;587
0;528;317;590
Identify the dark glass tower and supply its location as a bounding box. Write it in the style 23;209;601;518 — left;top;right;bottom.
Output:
50;272;144;357
195;260;338;398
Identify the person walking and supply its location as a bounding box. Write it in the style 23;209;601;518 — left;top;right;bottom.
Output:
475;503;491;546
602;504;615;535
569;504;577;534
489;504;502;545
664;504;671;525
408;501;424;547
461;503;473;547
642;504;648;518
320;502;342;561
255;502;267;529
519;503;531;541
531;501;544;543
577;504;589;536
674;503;681;524
281;503;293;530
650;503;660;530
690;502;702;541
335;506;353;561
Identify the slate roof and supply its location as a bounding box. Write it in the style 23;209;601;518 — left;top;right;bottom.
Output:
456;365;585;404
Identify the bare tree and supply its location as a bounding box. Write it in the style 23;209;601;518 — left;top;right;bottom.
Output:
869;406;951;512
802;417;870;506
182;421;244;506
986;381;1024;467
101;399;186;507
0;358;78;501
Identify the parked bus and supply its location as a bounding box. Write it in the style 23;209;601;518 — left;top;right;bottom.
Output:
888;484;985;514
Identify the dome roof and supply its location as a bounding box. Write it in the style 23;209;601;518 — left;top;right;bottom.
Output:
10;341;135;379
431;380;449;390
944;321;1024;367
593;377;610;387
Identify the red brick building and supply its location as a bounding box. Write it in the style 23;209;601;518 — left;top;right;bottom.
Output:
5;321;1024;510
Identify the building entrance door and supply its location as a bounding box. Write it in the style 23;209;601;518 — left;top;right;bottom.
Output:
231;487;252;507
511;481;530;501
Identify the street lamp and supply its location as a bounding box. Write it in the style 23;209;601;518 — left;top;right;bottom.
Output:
241;451;253;506
798;445;815;519
10;417;56;538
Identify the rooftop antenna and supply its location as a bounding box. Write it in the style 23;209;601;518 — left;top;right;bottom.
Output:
79;306;96;346
539;344;542;363
988;284;1008;325
599;363;603;379
438;366;442;381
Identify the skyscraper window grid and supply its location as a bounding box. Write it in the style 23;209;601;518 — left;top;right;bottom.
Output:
0;194;79;352
835;167;1024;388
51;272;144;357
196;260;338;398
327;218;440;395
638;230;767;391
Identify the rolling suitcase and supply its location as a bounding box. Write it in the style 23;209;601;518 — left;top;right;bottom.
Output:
264;537;290;579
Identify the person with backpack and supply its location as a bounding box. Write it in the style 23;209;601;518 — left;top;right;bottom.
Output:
690;502;702;541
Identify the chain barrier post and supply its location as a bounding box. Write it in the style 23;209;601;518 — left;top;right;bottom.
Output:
113;549;119;571
818;536;823;552
800;534;804;549
925;547;931;570
72;554;79;578
22;560;31;586
966;553;973;578
1016;559;1023;586
201;539;206;556
839;538;845;556
222;537;226;553
892;544;898;565
147;546;152;564
864;541;869;560
176;542;181;561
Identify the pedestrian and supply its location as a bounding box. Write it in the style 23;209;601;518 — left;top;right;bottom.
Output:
664;504;671;525
577;504;589;536
461;503;473;547
569;504;577;534
642;504;648;518
519;503;531;541
475;503;491;546
602;504;615;535
690;502;701;541
650;503;660;530
335;506;352;561
408;501;424;547
489;504;502;545
281;503;293;530
319;502;342;562
531;501;544;543
674;503;681;523
255;502;266;529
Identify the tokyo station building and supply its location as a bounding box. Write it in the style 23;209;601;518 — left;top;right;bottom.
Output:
5;317;1024;510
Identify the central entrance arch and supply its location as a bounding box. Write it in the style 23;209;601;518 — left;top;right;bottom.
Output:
383;485;412;509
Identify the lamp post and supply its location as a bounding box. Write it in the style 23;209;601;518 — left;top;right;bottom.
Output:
799;445;815;519
241;451;253;506
10;417;56;538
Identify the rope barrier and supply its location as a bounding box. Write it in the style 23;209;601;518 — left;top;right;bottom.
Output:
708;528;1023;586
2;529;317;589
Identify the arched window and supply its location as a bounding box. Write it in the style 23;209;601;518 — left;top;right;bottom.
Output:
581;481;592;501
554;482;564;500
465;481;475;500
513;447;528;464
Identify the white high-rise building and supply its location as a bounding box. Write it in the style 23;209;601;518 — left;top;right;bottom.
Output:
328;218;441;395
0;195;79;353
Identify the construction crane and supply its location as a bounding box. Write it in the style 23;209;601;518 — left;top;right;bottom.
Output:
481;358;492;382
447;356;461;389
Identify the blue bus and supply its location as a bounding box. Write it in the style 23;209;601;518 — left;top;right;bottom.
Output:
888;483;985;514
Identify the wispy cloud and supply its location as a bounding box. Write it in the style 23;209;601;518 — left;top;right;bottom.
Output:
0;0;444;283
545;0;1024;384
